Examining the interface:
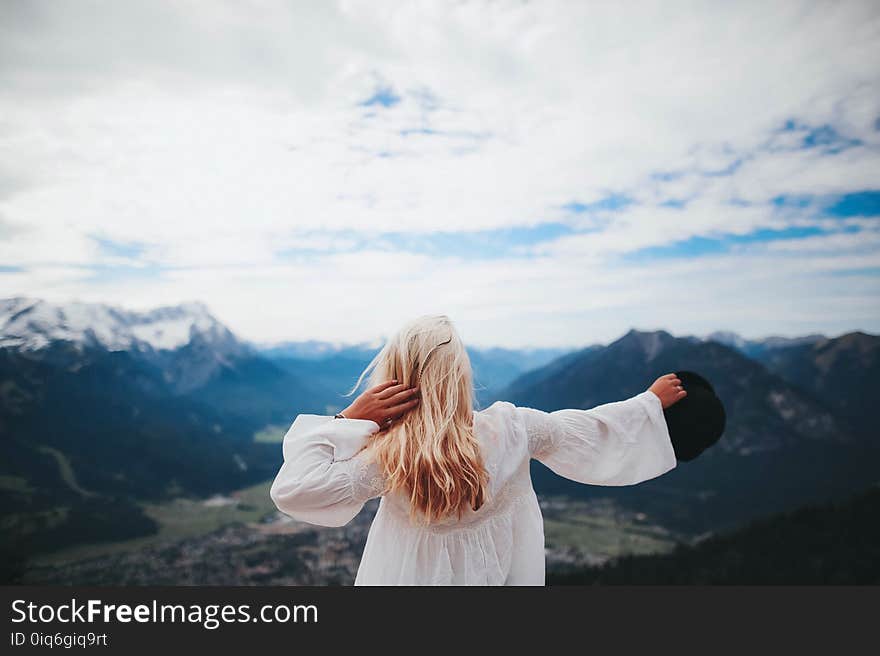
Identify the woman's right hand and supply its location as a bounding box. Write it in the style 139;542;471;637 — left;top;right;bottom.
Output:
648;373;687;409
339;380;420;429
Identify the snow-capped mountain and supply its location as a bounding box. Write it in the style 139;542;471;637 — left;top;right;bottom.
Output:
0;297;248;355
0;296;325;424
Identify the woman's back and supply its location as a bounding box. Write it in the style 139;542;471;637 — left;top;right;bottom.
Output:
355;401;540;585
376;402;530;526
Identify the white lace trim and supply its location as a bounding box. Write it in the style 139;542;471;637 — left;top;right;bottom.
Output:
524;409;563;458
346;454;386;502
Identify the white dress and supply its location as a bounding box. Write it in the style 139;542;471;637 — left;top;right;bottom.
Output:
269;390;676;585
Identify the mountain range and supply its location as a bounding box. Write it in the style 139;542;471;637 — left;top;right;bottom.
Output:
259;339;569;407
1;296;877;567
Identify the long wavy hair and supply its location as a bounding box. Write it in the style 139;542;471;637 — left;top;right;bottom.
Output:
349;315;488;523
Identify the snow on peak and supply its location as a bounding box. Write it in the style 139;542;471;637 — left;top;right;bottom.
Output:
705;330;748;349
0;297;239;352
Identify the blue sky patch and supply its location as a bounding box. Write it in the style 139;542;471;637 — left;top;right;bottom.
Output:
400;127;438;137
826;266;880;277
278;222;578;261
81;262;166;284
360;86;401;108
701;157;743;177
766;191;880;217
563;194;633;214
621;225;834;261
824;191;880;217
779;119;862;153
771;194;815;210
92;236;147;259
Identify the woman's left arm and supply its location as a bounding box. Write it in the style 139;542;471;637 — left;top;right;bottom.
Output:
519;390;678;486
270;380;417;526
269;414;385;527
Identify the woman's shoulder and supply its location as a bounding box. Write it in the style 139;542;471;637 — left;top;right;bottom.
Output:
475;399;518;422
476;400;562;461
474;401;527;446
473;402;532;487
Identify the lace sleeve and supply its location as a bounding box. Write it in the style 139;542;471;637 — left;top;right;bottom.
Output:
521;391;677;486
514;405;566;459
344;451;387;502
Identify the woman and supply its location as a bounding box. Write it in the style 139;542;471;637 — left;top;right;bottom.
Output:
270;315;686;585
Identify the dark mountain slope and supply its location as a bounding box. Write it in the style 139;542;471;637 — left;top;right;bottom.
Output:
0;342;276;497
549;484;880;584
187;351;328;426
750;331;879;440
0;342;279;558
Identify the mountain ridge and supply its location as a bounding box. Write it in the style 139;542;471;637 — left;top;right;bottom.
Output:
498;328;877;534
0;297;237;354
3;297;877;554
503;328;850;452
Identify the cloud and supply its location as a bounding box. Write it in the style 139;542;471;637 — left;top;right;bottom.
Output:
0;0;879;345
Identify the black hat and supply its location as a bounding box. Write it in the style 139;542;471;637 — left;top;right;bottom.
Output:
662;370;726;462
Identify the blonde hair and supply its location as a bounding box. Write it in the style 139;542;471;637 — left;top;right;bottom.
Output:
350;315;488;523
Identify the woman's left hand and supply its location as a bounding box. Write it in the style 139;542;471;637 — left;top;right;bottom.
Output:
339;380;420;429
648;373;687;409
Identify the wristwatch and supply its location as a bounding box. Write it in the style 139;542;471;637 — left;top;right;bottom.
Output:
334;413;347;419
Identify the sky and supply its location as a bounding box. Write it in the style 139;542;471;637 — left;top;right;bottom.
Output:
1;0;879;348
